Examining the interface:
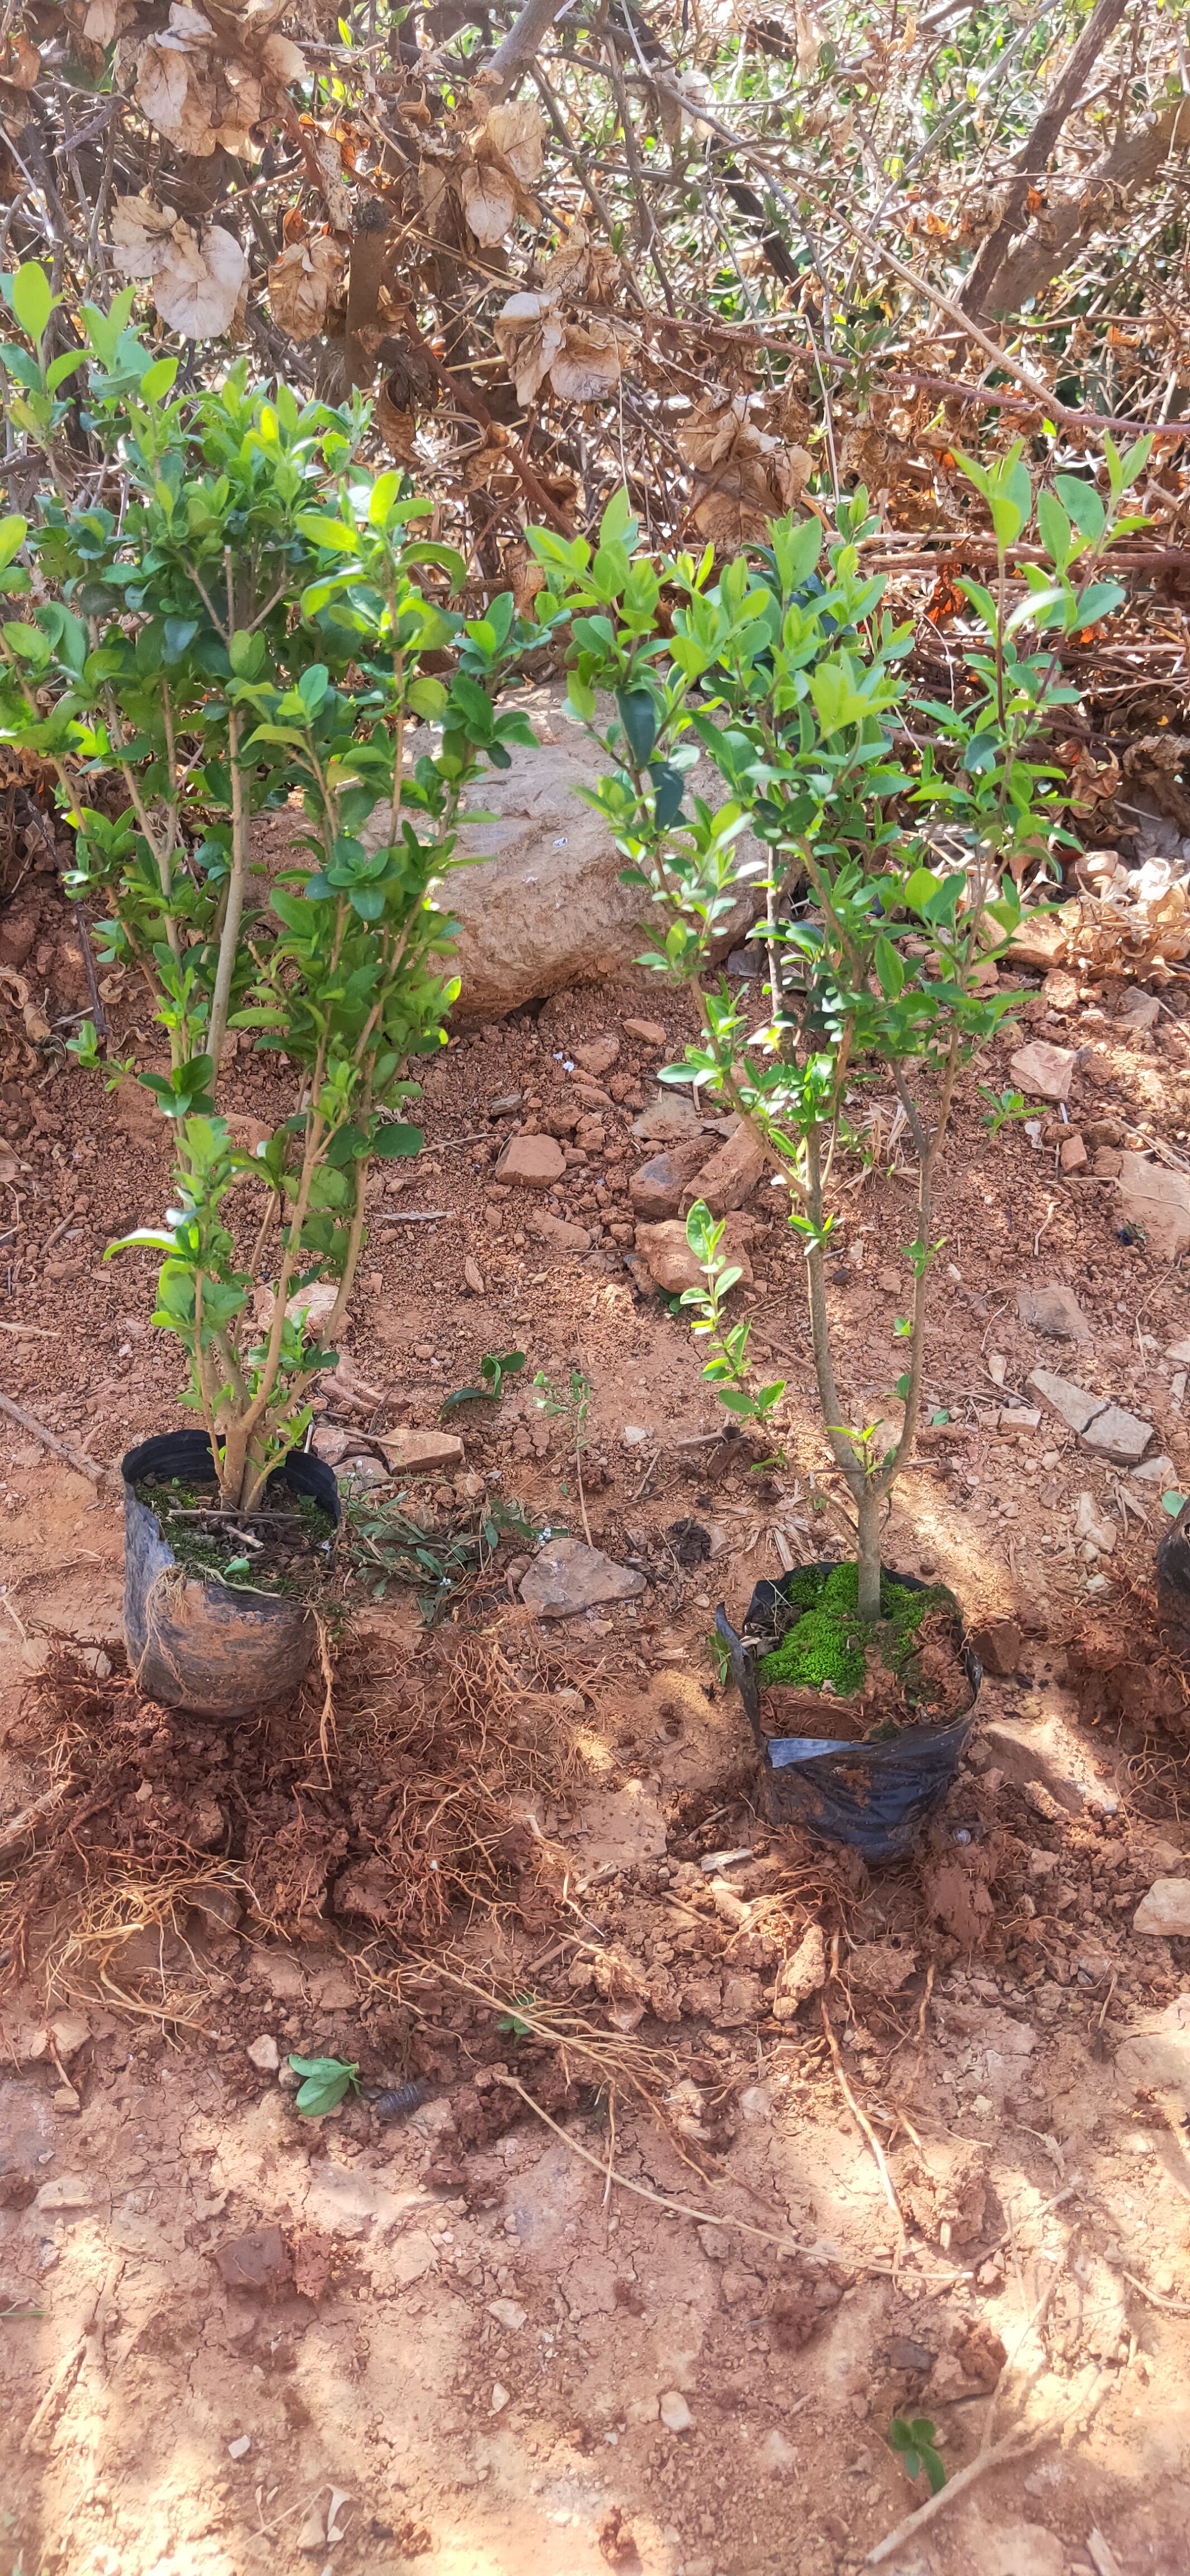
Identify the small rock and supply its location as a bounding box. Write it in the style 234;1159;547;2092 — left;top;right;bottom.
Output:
772;1922;827;2020
1119;991;1161;1029
1016;1282;1091;1342
520;1538;647;1620
374;1427;464;1474
1117;1152;1190;1259
635;1214;754;1295
487;2297;527;2331
215;2227;292;2294
1083;1402;1154;1467
228;2435;251;2461
495;1133;567;1191
490;2382;511;2413
1059;1133;1088;1174
1074;1493;1116;1554
847;1940;917;1995
631;1095;703;1144
970;1616;1022;1677
1133;1878;1190;1936
35;2175;92;2210
1028;1368;1105;1436
1010;1038;1076;1102
886;2335;937;2373
1093;1147;1123;1178
47;2011;90;2061
488;1091;523;1117
629;1133;712;1220
623;1018;665;1046
681;1121;765;1218
1133;1452;1177;1485
573;1034;621;1076
1042;968;1080;1011
1084;1117;1124;1148
527;1209;591;1254
246;2034;280;2073
296;2504;326;2553
999;1404;1041;1431
659;2390;693;2433
759;2428;798;2473
464;1257;485;1296
52;2083;81;2115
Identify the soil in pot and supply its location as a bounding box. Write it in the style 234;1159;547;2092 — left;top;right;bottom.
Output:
131;1475;337;1602
753;1561;973;1740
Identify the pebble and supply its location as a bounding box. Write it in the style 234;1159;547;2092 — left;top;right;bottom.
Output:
487;2298;527;2331
496;1133;566;1190
1010;1038;1075;1102
35;2175;92;2210
623;1019;665;1045
1133;1878;1190;1936
519;1538;647;1619
573;1034;620;1076
1015;1282;1091;1342
463;1257;485;1296
227;2435;251;2461
490;2383;511;2413
659;2390;693;2432
246;2034;280;2073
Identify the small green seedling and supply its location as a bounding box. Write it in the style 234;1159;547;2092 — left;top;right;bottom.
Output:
979;1086;1034;1135
534;1365;595;1542
496;1995;537;2043
888;2414;947;2494
288;2054;361;2117
221;1555;252;1580
440;1349;526;1412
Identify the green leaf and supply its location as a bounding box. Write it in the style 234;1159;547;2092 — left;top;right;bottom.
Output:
903;865;941;916
616;689;657;767
372;1122;423;1158
287;2053;360;2118
11;262;53;343
1161;1491;1188;1517
408;675;448;719
295;510;359;554
0;514;27;572
874;934;903;998
1055;475;1106;544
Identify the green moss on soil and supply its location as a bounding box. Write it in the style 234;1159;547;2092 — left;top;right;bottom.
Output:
755;1560;952;1698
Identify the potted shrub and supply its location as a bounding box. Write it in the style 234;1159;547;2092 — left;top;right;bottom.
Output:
0;264;536;1713
525;448;1149;1807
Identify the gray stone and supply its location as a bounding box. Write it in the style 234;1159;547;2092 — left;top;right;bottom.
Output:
1010;1039;1076;1102
1117;1152;1190;1259
974;1710;1106;1816
1082;1402;1154;1466
1028;1368;1106;1436
246;2033;280;2073
629;1132;712;1220
370;686;758;1019
1133;1878;1190;1935
520;1537;647;1619
1133;1453;1177;1485
631;1094;706;1144
1115;1991;1190;2103
1016;1282;1092;1342
659;2390;693;2432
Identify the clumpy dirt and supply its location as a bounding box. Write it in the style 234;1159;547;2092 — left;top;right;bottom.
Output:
4;892;1190;2574
133;1480;338;1598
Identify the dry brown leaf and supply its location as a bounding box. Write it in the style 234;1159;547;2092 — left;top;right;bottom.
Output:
134;3;266;158
550;318;624;404
111;193;183;276
260;28;305;82
483;97;544;188
376;375;419;466
542;219;621;306
677;392;812;543
82;0;135;36
0;29;41;86
267;234;344;340
493;289;564;404
461;160;517;247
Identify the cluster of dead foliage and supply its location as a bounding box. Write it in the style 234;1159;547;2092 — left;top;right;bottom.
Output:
2;0;1189;573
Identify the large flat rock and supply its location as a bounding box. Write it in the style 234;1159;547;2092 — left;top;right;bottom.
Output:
390;685;762;1020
